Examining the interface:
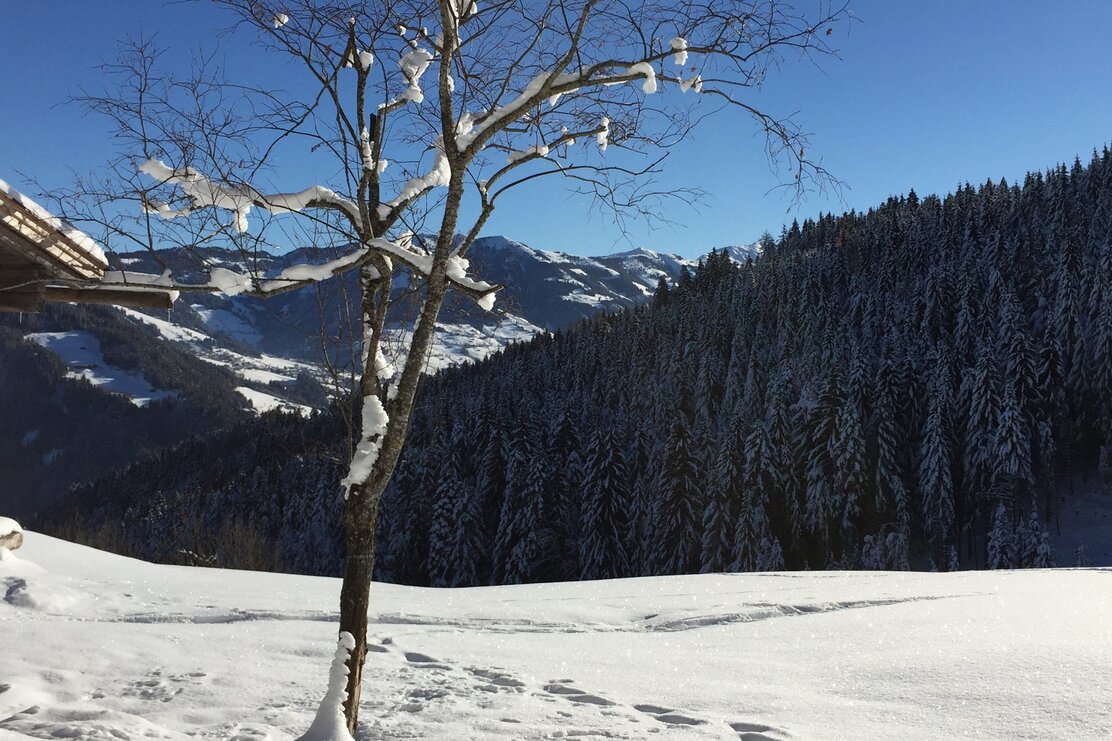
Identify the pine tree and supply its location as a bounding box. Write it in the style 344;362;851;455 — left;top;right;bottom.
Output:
700;427;742;573
918;368;954;557
580;427;630;580
987;502;1015;569
653;412;702;575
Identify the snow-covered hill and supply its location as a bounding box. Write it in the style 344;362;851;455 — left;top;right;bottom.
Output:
101;238;752;375
3;533;1110;740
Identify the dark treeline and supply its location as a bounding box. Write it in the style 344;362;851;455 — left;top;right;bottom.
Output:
39;148;1112;580
378;148;1112;585
43;411;346;574
1;304;249;517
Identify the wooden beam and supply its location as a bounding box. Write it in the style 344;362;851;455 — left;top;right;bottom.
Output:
0;289;45;313
43;286;175;310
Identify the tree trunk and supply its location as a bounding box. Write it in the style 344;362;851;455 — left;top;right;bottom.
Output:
339;482;383;734
337;177;464;734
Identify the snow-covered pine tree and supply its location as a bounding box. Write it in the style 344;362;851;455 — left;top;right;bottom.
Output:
653;410;702;575
918;359;955;560
987;502;1016;569
700;425;742;573
579;427;630;580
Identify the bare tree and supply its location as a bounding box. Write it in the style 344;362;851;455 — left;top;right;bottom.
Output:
50;0;846;733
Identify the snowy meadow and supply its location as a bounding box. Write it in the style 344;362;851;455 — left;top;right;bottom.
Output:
2;532;1110;740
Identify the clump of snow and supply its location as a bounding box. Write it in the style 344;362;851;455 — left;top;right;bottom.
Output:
0;517;21;537
138;159;362;231
507;144;549;164
207;267;254;296
669;37;689;66
446;254;497;303
377;146;451;216
296;632;357;741
272;12;289;29
342;393;389;494
596;117;610;151
626;62;657;94
678;74;703;94
260;248;371;292
396;47;434;105
359;50;375;70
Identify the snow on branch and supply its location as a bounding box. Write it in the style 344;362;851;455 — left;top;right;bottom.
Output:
342;392;389;495
92;237;496;309
138;159;362;232
375;147;451;220
669;37;689;66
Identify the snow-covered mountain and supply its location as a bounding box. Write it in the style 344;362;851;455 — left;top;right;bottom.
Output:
96;237;749;382
3;532;1110;740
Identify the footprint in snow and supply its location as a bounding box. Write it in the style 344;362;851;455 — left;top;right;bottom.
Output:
403;651;451;669
730;720;790;740
543;683;616;706
635;704;707;727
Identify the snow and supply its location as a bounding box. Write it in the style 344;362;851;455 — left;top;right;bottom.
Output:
341;393;389;494
207;266;255;296
0;517;20;537
191;304;263;345
298;633;357;741
100;269;180;304
679;74;703;94
26;331;177;407
669;37;689;66
394;47;434;105
0;176;109;267
596;116;610;151
139;159;362;231
272;12;289;29
119;306;211;342
506;144;550;164
626;61;657;94
235;386;313;417
3;533;1112;740
238;368;294;384
259;247;371;292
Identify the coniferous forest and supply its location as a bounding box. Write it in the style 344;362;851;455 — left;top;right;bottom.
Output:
45;148;1112;582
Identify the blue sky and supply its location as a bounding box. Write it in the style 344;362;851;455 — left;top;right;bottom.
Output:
2;1;1111;259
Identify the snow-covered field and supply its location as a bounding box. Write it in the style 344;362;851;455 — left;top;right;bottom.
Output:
24;331;176;407
2;534;1110;740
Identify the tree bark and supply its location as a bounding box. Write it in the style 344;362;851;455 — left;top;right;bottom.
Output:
339;480;383;733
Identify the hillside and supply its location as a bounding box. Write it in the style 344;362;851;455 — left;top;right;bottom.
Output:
2;533;1110;740
6;238;725;519
104;237;714;368
41;149;1112;583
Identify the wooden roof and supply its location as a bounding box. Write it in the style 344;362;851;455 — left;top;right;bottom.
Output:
0;181;173;312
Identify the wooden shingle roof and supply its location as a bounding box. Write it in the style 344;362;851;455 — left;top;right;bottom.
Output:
0;179;173;312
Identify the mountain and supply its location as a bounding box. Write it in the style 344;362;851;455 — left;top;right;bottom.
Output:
101;237;719;370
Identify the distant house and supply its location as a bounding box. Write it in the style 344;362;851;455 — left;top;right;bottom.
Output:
0;178;174;312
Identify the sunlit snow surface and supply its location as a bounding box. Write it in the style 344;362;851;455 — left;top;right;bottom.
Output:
2;534;1111;740
25;331;176;407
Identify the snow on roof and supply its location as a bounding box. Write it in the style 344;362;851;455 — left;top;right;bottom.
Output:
0;177;108;268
